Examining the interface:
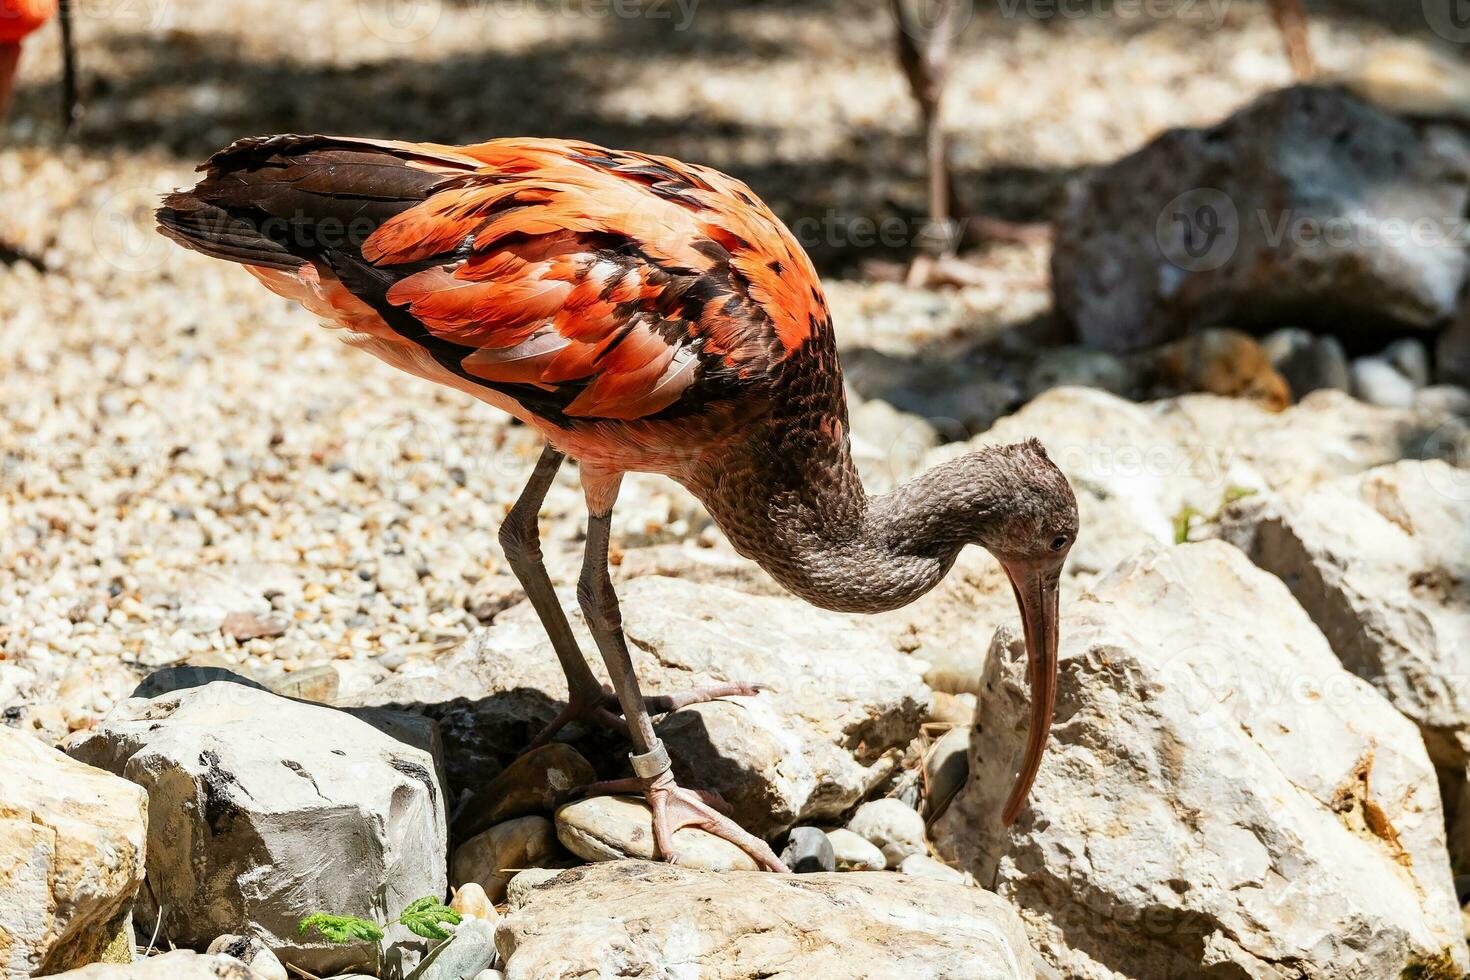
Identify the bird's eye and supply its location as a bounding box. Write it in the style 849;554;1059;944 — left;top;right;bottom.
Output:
1049;535;1069;552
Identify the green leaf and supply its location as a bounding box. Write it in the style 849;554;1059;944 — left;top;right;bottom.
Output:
299;912;386;944
397;896;462;941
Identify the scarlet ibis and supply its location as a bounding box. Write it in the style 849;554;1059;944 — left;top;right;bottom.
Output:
0;0;77;127
889;0;1312;287
157;135;1078;871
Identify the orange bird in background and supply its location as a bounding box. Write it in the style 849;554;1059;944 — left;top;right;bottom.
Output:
158;136;1078;869
0;0;54;119
0;0;78;127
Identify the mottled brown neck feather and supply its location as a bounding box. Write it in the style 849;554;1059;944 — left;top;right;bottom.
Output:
682;416;999;615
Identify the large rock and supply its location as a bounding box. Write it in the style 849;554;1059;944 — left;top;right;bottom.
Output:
494;861;1036;979
65;680;447;978
351;575;931;839
935;543;1465;979
46;951;259;979
1053;85;1470;350
1219;461;1470;853
0;728;147;977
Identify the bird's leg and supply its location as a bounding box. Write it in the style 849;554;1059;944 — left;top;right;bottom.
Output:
576;480;789;873
0;42;20;123
1268;0;1315;81
499;445;625;748
59;0;81;131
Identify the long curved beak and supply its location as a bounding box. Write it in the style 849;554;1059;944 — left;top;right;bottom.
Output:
998;556;1061;826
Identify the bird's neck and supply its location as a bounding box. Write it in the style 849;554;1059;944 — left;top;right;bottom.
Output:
684;424;970;614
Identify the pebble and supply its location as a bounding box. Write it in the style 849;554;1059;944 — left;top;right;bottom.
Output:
846;798;927;868
411;916;498;980
927;691;975;726
450;882;498;923
452;816;561;903
506;867;566;910
205;934;288;980
824;829;887;871
1383;338;1431;387
555;796;759;872
924;726;971;820
1351;356;1418;407
1024;347;1133;399
780;826;837;874
1261;328;1350;397
454;743;596;841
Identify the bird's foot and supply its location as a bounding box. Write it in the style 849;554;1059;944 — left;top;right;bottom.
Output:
529;681;768;749
527;681;627;750
580;766;790;873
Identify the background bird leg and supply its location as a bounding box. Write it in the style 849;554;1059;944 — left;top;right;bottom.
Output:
1268;0;1315;81
890;0;1049;288
576;498;789;872
499;445;625;748
0;42;20;122
59;0;80;130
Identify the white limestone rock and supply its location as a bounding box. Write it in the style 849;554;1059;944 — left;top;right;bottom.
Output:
0;727;147;977
495;861;1036;979
935;542;1465;979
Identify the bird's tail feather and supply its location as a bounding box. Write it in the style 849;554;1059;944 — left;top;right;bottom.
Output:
156;193;306;272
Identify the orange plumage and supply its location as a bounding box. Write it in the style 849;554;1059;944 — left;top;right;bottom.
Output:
158;135;836;458
0;0;54;43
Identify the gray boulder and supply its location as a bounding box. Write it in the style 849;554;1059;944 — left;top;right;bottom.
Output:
1053;86;1470;351
494;861;1035;979
935;542;1464;979
66;681;448;978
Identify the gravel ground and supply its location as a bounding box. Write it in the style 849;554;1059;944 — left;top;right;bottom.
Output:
0;0;1423;735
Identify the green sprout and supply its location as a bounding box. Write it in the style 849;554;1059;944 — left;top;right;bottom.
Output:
299;896;461;945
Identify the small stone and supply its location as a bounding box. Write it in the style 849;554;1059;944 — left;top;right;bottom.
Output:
779;826;836;874
472;971;505;980
1351;356;1418;407
846;798;927;868
924;726;971;820
205;935;288;980
824;829;886;871
927;692;975;726
466;575;525;622
1384;338;1431;387
452;815;560;902
1024;347;1134;399
555;796;759;871
220;611;288;642
263;664;340;704
450;882;498;923
1261;328;1350;397
899;853;970;885
506;867;565;910
409;916;497;980
454;743;596;841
